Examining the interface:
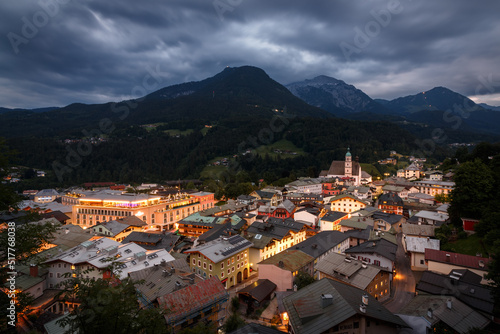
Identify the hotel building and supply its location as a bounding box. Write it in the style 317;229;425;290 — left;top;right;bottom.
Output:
71;190;215;231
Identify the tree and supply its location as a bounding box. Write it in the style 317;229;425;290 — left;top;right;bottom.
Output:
178;322;216;334
0;222;57;265
222;312;245;333
294;270;315;290
448;159;494;225
58;274;168;334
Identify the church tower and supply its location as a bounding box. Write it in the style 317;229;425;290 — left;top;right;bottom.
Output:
345;147;352;177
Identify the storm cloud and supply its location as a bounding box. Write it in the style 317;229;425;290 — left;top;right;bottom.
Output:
1;0;499;109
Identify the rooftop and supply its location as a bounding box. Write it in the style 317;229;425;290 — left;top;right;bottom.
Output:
258;249;314;271
345;239;397;262
404;236;440;253
401;223;436;237
184;235;253;263
292;231;349;259
425;249;490;270
157;276;228;324
283;278;407;334
315;252;385;290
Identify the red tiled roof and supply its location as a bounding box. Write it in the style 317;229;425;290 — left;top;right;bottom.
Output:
425;249;490;270
157;276;228;322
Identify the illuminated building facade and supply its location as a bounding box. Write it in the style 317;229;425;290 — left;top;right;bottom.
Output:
71;190;215;231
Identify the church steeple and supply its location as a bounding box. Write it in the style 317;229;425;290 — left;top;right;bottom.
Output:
345;147;352;177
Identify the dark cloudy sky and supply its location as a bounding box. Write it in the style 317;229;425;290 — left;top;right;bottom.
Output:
1;0;500;109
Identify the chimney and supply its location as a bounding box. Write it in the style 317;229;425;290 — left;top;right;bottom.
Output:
30;264;38;278
427;308;433;319
445;254;451;262
170;266;175;274
362;293;369;306
446;299;452;310
321;294;333;308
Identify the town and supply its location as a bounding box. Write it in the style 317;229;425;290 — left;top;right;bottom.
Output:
1;147;498;334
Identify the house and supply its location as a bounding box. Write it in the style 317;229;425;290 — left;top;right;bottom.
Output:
329;194;367;213
416;270;495;317
245;218;308;267
176;213;228;237
293;231;350;264
319;148;363;186
257;199;296;219
345;239;397;274
377;192;403;215
337;217;372;233
285;178;323;194
237;279;277;308
425;249;491;284
45;237;175;288
402;162;421;179
285;193;323;206
413;210;449;226
321;178;341;196
401;223;436;239
368;229;398;246
129;258;200;308
360;171;372;185
346;186;373;201
462;218;480;233
282;278;408;334
157;276;229;332
407;192;436;205
414;180;455;196
121;231;180;252
184;235;253;288
90;219;144;242
319;211;348;231
250;189;283;206
399;295;490;333
34;189;60;203
372;212;405;233
315;252;392;301
344;228;372;248
293;207;322;228
257;249;315;291
40;211;71;224
382;185;408;199
423;170;443;181
45;224;93;249
403;236;440;270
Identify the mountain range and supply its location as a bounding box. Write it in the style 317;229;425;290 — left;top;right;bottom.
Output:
285;75;500;135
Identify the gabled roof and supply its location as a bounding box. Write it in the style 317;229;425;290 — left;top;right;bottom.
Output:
237;279;277;303
372;212;404;225
184;235;253;263
121;232;180;251
129;258;198;306
292;231;349;259
327;161;361;176
338;218;370;230
40;211;70;223
378;192;403;206
401;223;436;237
92;220;129;236
257;249;314;271
416;271;494;315
116;215;148;227
315;252;384;290
283;278;407;334
157;276;228;324
345;239;397;262
329;194;366;204
399;295;490;334
425;249;490;270
246;219;306;249
321;211;348;222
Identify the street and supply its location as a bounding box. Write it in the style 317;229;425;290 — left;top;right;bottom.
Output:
384;233;416;313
